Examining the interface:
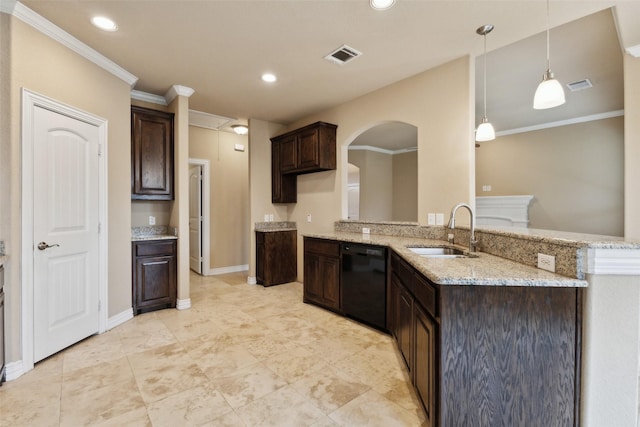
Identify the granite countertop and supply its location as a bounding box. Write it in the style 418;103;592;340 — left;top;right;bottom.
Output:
304;231;587;288
255;221;297;232
131;226;178;242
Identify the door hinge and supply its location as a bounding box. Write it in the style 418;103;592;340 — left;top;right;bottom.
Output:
98;300;101;311
98;144;102;156
98;222;101;234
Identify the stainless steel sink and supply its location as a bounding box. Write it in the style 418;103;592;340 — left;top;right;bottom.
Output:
406;246;471;258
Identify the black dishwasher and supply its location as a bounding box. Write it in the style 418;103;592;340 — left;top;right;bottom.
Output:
341;243;387;331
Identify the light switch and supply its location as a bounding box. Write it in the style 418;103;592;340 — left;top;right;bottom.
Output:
436;213;444;225
149;215;156;225
307;214;312;223
427;213;436;225
264;214;269;222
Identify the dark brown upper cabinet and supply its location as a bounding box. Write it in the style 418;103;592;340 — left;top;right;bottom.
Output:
131;106;174;200
271;121;337;203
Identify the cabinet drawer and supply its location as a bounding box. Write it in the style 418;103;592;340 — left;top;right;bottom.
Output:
304;238;339;257
391;252;414;292
134;240;176;257
413;273;437;318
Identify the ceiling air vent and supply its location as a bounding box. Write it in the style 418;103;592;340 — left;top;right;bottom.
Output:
566;78;593;92
324;45;362;65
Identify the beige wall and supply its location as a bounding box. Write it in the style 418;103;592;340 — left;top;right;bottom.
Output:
625;54;640;240
5;16;132;361
189;126;250;270
249;56;473;281
392;151;418;222
348;150;393;221
476;116;624;236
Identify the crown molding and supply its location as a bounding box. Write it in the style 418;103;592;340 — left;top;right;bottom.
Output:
586;248;640;275
626;44;640;58
165;85;195;103
496;110;624;138
0;0;17;14
130;90;167;106
9;2;138;87
348;145;417;155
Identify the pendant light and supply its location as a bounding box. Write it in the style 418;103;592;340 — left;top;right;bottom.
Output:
476;24;495;142
533;0;565;109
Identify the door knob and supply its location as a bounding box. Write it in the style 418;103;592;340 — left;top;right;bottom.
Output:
37;242;60;251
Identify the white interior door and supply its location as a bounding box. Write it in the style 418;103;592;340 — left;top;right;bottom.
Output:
33;105;100;362
189;165;203;274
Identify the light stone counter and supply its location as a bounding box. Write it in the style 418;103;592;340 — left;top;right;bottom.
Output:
304;231;587;287
131;226;177;242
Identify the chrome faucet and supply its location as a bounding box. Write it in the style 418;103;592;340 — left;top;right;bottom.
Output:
447;203;477;252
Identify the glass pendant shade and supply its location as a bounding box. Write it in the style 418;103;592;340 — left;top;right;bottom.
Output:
533;70;566;109
476;117;495;142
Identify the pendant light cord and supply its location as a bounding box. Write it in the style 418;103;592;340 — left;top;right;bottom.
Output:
483;33;488;119
545;0;551;71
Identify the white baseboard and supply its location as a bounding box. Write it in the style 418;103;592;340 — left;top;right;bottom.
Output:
208;264;249;276
247;276;257;285
5;360;25;381
107;308;133;330
176;298;191;310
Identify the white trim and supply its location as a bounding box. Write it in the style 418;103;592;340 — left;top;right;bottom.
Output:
5;360;24;381
165;85;194;103
0;0;17;14
189;110;235;130
247;276;258;285
176;298;191;310
586;248;640;275
107;308;133;330
188;159;211;276
496;110;624;137
209;264;249;276
21;89;109;373
130;90;167;106
625;44;640;58
348;145;417;155
11;3;137;87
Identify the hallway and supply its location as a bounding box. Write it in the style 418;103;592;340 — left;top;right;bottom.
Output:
0;272;425;426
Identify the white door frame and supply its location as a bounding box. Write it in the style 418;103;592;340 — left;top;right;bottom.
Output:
188;158;210;275
21;89;108;372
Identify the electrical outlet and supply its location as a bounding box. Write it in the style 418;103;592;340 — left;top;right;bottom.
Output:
362;227;370;234
307;214;312;223
269;214;274;222
427;213;436;225
149;215;155;225
264;214;269;222
482;184;492;192
537;253;556;272
435;213;444;226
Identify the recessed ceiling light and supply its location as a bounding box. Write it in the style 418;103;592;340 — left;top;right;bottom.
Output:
261;73;277;83
91;16;118;32
370;0;396;11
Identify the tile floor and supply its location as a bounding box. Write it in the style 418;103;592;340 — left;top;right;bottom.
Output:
0;272;426;426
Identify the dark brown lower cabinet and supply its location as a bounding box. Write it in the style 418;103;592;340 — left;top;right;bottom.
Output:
132;239;177;314
303;237;340;311
255;230;297;286
389;250;582;427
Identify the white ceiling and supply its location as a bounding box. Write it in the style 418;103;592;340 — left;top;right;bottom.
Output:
19;0;640;130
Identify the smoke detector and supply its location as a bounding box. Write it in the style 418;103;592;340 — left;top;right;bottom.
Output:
324;45;362;65
566;78;593;92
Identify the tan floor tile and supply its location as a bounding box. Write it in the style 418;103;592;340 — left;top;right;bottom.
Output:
61;330;126;374
199;410;247;427
59;377;145;426
235;386;325;427
62;356;134;395
328;389;425;427
265;346;331;383
92;407;151;427
242;333;298;360
128;343;208;403
146;383;234;426
0;381;61;427
290;367;370;414
212;362;288;409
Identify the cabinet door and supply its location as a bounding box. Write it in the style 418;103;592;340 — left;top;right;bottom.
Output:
256;232;265;283
320;256;340;308
296;127;320;170
303;253;324;302
279;135;298;172
414;303;436;427
134;254;176;313
131;107;174;200
398;286;413;371
271;141;297;203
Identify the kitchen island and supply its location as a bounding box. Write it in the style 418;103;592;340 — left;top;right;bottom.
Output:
303;230;586;427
